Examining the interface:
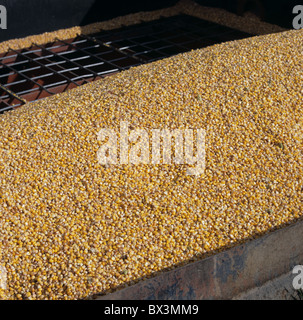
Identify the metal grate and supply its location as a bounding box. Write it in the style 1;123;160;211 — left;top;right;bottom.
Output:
0;14;253;113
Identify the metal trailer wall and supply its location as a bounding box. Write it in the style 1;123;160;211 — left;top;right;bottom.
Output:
0;0;298;42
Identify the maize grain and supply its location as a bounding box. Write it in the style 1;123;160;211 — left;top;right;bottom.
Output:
0;27;303;300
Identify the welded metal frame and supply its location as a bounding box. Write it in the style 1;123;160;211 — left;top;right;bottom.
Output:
0;14;252;113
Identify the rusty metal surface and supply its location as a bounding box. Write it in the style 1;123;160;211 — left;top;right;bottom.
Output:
94;220;303;300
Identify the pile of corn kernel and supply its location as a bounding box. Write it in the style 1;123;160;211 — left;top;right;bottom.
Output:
1;28;303;300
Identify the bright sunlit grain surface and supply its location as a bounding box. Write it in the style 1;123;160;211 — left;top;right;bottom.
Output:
1;28;303;299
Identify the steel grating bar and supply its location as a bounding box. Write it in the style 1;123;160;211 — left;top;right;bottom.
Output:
32;43;95;83
56;38;123;73
0;55;54;96
9;48;81;88
0;14;253;113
